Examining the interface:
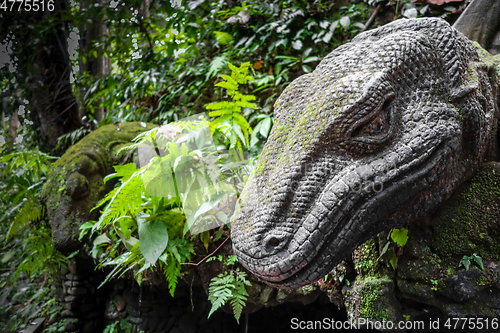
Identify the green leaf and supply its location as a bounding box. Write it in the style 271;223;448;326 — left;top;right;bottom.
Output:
340;16;351;29
390;228;408;246
137;216;169;265
214;31;234;45
259;117;272;138
377;241;391;261
200;230;211;252
303;56;319;64
388;247;398;270
206;55;229;80
79;221;96;241
460;255;471;271
104;163;137;183
291;40;303;50
94;234;111;247
471;253;484;270
185;193;225;233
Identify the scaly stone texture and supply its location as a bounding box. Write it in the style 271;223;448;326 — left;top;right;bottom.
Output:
42;122;156;253
232;18;500;288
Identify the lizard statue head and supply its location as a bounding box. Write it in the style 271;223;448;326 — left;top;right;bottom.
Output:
42;122;155;253
231;18;499;288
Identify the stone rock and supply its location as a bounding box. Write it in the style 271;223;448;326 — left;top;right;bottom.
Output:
104;305;119;320
81;320;102;333
170;328;183;333
114;294;127;312
61;310;77;318
157;316;176;332
54;287;64;302
63;302;80;312
126;304;140;318
79;303;95;313
178;313;198;333
438;269;482;302
64;318;80;332
65;273;83;281
397;279;435;304
64;280;84;287
83;311;100;319
68;287;87;296
147;315;161;332
65;295;84;302
127;316;143;324
344;276;402;328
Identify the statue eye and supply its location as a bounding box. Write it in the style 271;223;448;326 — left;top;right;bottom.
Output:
349;91;396;145
68;173;90;200
351;98;393;139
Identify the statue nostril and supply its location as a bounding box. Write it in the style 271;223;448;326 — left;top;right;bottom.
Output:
267;237;281;247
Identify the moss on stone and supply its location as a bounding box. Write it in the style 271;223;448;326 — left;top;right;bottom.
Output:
432;163;500;260
42;122;156;252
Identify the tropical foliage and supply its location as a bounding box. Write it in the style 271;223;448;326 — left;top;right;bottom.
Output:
0;0;470;329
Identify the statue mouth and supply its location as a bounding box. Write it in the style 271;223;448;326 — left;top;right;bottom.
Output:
235;140;452;288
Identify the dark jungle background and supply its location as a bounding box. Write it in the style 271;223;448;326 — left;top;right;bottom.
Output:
0;0;471;331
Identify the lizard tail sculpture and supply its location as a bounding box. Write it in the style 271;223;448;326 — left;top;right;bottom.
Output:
231;18;499;288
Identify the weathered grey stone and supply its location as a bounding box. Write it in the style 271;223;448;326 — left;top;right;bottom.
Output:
232;17;500;290
64;280;84;287
67;287;87;296
65;273;83;281
41;122;157;253
344;277;402;329
127;316;143;324
114;294;127;312
64;318;80;332
439;270;482;303
64;295;84;302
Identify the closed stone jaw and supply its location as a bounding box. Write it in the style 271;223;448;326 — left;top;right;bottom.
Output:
232;18;497;288
234;99;463;286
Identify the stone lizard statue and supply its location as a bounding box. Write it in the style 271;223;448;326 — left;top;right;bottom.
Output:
231;18;500;288
42;122;156;253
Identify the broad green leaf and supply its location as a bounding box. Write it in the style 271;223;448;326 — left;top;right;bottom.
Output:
214;31;234;45
138;216;169;265
472;253;484;270
200;230;211;252
291;40;303;50
322;32;333;44
259;117;272;138
303;56;319;64
94;234;111;246
79;221;96;240
340;16;351;29
460;255;471;271
388;247;398;270
185;193;226;233
390;228;408;246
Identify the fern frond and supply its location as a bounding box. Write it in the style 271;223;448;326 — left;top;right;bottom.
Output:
219;75;238;87
205;101;235;111
93;171;145;232
164;255;181;297
215;81;237;92
7;197;44;242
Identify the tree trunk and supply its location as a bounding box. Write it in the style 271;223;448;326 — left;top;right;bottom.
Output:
453;0;500;54
78;0;111;123
1;0;82;152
